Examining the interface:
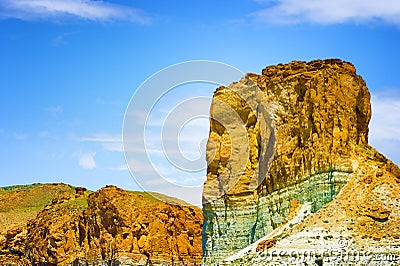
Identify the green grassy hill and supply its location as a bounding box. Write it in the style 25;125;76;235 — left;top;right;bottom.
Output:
0;183;79;234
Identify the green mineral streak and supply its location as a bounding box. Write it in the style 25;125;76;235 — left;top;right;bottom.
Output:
202;170;350;264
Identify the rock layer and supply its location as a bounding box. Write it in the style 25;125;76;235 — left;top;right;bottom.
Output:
202;59;400;263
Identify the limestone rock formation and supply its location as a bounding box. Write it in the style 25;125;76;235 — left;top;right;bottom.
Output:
202;59;400;264
0;184;203;265
0;183;77;265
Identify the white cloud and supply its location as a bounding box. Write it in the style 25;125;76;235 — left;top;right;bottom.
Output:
0;0;150;24
252;0;400;26
369;91;400;165
369;93;400;141
79;133;123;152
97;133;157;154
78;152;96;169
102;142;123;152
79;133;120;143
109;164;128;171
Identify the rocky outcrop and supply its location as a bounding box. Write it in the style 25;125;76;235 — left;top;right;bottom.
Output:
202;59;400;263
0;183;77;235
0;184;203;265
0;183;77;265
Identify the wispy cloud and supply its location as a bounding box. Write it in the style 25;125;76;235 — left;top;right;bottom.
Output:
45;105;63;117
79;133;123;152
79;133;120;143
109;164;128;171
52;35;66;46
78;152;96;169
252;0;400;26
38;130;59;140
51;31;78;46
13;132;27;140
0;0;151;24
126;159;154;174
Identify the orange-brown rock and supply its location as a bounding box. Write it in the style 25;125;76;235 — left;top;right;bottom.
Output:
202;59;400;264
0;184;203;265
256;238;277;252
204;59;370;202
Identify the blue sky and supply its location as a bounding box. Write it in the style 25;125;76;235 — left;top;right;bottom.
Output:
1;0;400;205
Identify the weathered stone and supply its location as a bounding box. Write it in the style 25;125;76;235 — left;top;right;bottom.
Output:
256;237;277;252
202;59;400;264
1;185;203;265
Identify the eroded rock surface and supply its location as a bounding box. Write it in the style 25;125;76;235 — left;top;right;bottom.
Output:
202;59;400;264
0;185;203;265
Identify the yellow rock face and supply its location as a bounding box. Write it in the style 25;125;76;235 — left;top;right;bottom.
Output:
202;59;400;263
1;185;203;265
204;59;371;202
